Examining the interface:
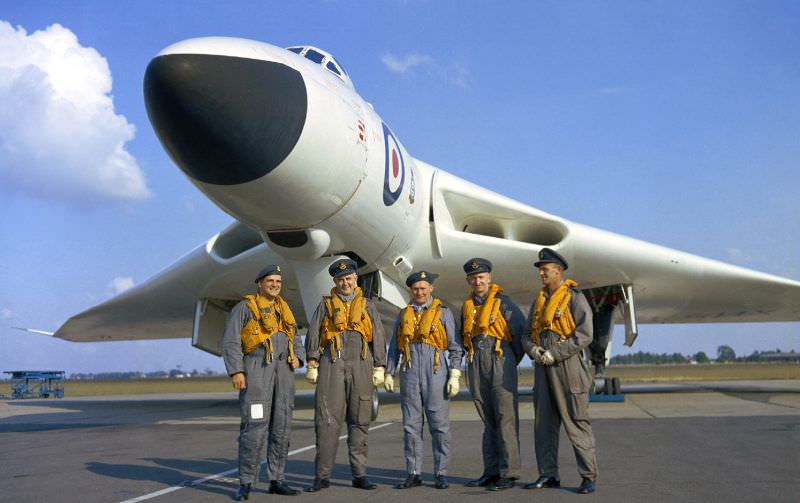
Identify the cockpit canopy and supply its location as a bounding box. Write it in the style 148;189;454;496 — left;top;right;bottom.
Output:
286;45;352;87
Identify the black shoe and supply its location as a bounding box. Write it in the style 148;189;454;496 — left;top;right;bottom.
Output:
434;475;449;489
577;478;595;494
395;474;422;489
304;478;329;492
465;474;499;487
489;477;515;491
269;480;300;496
523;475;561;489
234;484;251;501
352;476;378;490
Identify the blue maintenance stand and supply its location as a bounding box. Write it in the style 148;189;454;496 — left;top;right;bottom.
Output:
589;393;625;403
1;370;65;399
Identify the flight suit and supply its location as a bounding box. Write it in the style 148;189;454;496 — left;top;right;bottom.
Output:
523;287;598;481
305;294;386;480
222;300;305;486
463;292;526;481
386;300;462;477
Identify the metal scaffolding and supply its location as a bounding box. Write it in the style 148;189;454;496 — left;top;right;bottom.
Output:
1;370;65;399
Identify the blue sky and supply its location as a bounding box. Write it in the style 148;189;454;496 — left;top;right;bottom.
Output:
1;1;798;374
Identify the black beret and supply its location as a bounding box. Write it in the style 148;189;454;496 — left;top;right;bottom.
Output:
255;264;282;283
534;248;568;270
406;270;438;287
463;257;492;275
328;258;358;278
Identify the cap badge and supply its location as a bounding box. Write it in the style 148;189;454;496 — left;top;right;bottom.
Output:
339;262;347;270
471;261;479;269
420;272;427;278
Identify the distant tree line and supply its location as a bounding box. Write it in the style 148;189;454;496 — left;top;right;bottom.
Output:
69;368;223;380
609;346;799;365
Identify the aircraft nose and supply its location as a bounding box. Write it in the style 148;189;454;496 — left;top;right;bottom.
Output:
144;54;307;185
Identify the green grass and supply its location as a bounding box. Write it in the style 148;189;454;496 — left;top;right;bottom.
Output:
1;363;797;398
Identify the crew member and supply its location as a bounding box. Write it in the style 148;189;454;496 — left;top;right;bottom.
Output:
385;271;462;490
460;258;525;491
522;248;598;494
304;258;387;492
222;264;305;500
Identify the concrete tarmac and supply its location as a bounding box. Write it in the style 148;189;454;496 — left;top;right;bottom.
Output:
1;380;798;503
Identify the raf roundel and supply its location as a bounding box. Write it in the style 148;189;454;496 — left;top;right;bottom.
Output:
382;122;405;206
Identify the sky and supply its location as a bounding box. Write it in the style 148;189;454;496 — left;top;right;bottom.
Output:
1;0;798;375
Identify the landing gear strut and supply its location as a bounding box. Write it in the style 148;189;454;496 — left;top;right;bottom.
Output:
582;285;633;401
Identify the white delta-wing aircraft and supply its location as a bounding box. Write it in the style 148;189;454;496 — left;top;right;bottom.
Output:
55;37;800;386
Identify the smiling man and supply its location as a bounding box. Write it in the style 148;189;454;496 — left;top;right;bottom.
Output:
460;258;525;491
385;270;462;490
221;264;305;500
304;258;386;492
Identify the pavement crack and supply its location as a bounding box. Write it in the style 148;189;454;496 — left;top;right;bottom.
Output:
627;397;657;418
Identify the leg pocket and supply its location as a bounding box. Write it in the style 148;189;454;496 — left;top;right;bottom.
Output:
357;394;373;425
568;392;590;421
567;357;591;394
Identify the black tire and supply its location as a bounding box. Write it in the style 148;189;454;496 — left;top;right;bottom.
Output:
371;388;380;421
611;377;621;395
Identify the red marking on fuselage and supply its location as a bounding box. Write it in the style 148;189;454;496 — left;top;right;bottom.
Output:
392;150;399;177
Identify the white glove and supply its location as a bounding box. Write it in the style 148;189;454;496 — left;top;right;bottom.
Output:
372;366;385;387
541;350;556;366
533;346;546;365
305;361;319;384
384;373;396;393
447;368;461;398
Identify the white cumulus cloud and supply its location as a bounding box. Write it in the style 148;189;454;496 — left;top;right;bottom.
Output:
381;51;470;88
381;52;434;73
108;276;135;296
0;21;151;204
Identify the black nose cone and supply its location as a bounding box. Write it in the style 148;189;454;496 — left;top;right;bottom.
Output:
144;54;307;185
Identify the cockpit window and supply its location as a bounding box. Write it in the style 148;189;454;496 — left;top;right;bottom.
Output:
285;45;351;86
326;61;341;76
304;49;325;64
330;57;346;76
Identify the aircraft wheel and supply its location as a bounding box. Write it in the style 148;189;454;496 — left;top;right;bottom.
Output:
371;388;380;421
594;377;607;395
611;377;621;395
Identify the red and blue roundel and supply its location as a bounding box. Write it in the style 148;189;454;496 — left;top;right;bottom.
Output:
382;123;405;206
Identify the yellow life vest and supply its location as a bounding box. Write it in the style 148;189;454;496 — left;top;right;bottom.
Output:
240;294;297;362
461;284;511;362
530;280;578;345
319;287;374;360
397;298;448;372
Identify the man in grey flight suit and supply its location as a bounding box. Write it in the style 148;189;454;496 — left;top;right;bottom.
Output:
461;258;526;491
522;248;598;494
222;265;305;500
304;258;387;492
384;270;462;490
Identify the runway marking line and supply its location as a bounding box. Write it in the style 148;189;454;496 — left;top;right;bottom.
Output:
118;421;394;503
